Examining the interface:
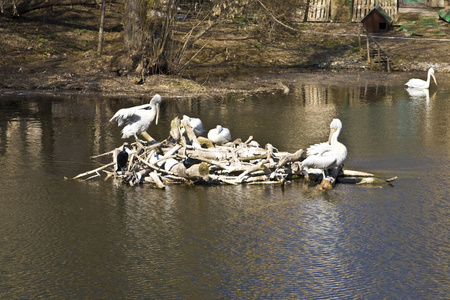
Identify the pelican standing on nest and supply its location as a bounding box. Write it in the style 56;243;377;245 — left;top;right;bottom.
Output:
208;125;231;144
302;119;347;179
405;68;437;89
109;94;162;142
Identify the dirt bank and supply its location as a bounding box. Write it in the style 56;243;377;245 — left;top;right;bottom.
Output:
0;5;449;98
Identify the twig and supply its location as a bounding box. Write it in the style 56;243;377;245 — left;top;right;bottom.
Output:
73;162;115;179
255;0;298;32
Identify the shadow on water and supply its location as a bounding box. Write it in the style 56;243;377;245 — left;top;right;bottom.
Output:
0;72;449;298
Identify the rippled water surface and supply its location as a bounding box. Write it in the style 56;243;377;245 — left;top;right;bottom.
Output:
1;72;449;298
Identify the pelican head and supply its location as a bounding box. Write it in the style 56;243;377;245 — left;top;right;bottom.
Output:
328;118;342;145
428;68;437;86
150;94;162;125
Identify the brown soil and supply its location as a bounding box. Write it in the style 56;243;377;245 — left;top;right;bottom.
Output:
0;4;449;98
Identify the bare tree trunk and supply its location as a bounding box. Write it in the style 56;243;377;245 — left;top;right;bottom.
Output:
98;0;106;56
123;0;146;55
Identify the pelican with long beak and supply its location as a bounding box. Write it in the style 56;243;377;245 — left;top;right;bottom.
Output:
109;94;162;142
405;68;437;89
301;119;347;179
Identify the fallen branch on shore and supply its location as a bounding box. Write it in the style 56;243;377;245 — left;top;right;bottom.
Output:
73;116;396;190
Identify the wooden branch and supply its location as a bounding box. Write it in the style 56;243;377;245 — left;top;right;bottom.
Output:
255;0;298;32
185;20;221;49
197;136;214;148
73;161;115;179
342;170;375;177
276;149;304;168
90;150;115;159
149;171;165;189
181;119;201;149
170;117;181;141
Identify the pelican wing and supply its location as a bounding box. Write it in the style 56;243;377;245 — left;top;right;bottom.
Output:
405;78;427;89
306;142;331;157
302;152;337;170
109;104;152;126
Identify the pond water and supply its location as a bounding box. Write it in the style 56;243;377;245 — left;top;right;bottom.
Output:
1;72;449;299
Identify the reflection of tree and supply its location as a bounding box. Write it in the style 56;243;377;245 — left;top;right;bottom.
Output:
37;100;55;164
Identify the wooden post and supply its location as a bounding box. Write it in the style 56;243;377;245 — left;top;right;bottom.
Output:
366;34;370;63
98;0;106;56
358;25;361;49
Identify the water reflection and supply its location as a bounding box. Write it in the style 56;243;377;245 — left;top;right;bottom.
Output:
0;73;449;298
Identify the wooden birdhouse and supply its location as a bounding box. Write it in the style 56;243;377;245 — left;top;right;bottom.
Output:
361;5;393;33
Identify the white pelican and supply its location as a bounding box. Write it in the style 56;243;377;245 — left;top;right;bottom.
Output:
109;94;162;141
207;125;231;144
405;68;437;89
182;115;207;137
302;119;347;178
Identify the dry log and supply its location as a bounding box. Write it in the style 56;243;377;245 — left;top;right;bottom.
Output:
183;148;230;162
140;131;156;143
223;163;268;176
276;149;304;168
208;174;240;185
181;119;201;149
186;163;210;181
342;170;375;177
90;150;115;159
149;171;165;189
236;164;269;182
197;137;214;148
170;117;182;141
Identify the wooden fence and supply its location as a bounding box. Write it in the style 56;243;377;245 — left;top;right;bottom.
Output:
306;0;398;22
307;0;331;22
352;0;398;22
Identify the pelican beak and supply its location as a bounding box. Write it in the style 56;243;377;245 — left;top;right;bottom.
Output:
431;73;437;86
328;129;336;145
155;103;160;125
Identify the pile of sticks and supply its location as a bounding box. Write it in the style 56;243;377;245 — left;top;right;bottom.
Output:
73;116;394;189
